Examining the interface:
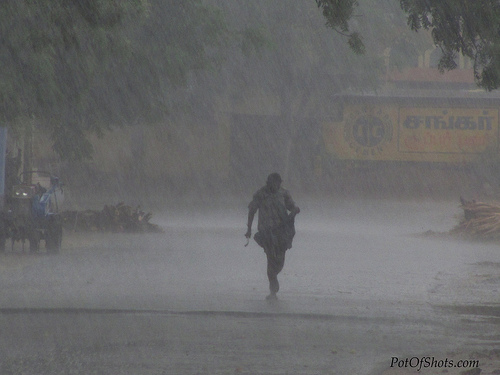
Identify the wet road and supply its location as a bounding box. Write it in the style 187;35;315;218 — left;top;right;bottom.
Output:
0;199;498;374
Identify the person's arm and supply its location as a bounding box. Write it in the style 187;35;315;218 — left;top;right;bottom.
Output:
284;191;300;216
246;191;261;238
246;206;257;238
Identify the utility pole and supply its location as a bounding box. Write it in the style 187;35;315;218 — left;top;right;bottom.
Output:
22;121;33;184
0;127;7;210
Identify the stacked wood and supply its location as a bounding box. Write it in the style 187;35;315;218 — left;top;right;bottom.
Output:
62;202;163;233
453;197;500;239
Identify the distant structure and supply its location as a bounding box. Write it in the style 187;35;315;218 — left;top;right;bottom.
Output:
321;47;500;165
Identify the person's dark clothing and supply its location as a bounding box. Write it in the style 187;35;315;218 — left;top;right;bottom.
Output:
248;185;299;296
249;186;295;233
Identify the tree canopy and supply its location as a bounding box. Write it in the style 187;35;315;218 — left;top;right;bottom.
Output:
315;0;365;54
0;1;148;158
317;0;500;91
4;0;500;161
400;0;500;91
0;0;228;160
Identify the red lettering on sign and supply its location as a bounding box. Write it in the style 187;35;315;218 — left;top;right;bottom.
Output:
457;134;488;149
402;131;453;151
403;135;424;151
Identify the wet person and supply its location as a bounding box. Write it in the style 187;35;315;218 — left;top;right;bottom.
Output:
245;173;300;300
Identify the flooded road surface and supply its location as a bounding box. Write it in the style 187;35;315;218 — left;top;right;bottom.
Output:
0;199;498;374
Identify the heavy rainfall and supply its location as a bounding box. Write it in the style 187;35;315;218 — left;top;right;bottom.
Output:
0;1;499;374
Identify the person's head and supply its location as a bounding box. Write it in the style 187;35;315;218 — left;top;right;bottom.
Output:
266;172;282;193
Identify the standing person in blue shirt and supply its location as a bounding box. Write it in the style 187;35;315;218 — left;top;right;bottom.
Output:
245;173;300;300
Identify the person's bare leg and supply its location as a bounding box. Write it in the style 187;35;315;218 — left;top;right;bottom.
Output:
265;249;285;300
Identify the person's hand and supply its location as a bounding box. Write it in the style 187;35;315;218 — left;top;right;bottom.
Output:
245;228;251;239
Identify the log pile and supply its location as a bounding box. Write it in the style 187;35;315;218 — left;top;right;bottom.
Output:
61;202;163;233
453;197;500;239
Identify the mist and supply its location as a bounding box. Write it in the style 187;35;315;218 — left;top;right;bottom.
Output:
1;0;499;374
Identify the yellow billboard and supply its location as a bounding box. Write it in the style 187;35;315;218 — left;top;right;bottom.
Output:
323;104;499;162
